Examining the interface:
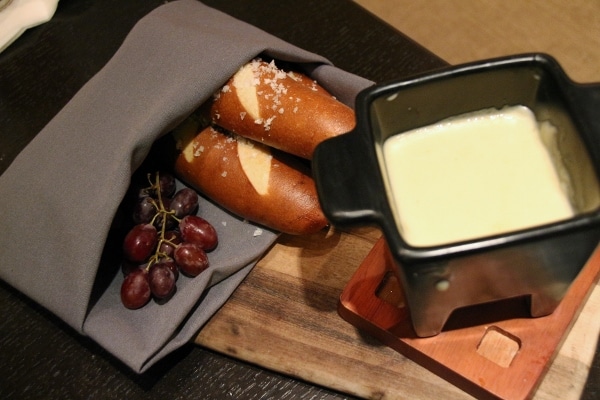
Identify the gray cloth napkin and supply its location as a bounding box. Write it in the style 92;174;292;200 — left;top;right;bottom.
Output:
0;0;373;373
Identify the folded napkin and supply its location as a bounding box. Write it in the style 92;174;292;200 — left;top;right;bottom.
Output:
0;0;373;373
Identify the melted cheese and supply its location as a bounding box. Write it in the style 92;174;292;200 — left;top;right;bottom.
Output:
383;106;574;247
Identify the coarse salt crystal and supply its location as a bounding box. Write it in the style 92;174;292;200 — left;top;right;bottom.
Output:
264;116;276;131
193;145;205;157
287;71;300;81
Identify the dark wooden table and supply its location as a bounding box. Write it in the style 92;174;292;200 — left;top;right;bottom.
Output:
0;1;597;399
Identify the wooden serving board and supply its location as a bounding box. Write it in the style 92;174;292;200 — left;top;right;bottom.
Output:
339;238;600;399
196;227;600;399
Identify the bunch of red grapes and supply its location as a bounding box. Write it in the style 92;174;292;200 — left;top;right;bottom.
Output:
120;171;218;309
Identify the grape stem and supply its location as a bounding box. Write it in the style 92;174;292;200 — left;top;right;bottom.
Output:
144;172;181;271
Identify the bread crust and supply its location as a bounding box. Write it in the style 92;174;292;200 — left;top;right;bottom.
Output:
173;125;328;235
209;59;355;159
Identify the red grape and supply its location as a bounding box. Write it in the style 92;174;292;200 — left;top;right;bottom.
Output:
132;196;158;224
123;224;158;263
149;262;176;299
120;171;220;309
154;197;177;230
158;230;182;258
179;215;218;251
158;172;176;198
120;269;151;309
169;188;199;218
174;243;209;277
163;258;179;282
160;197;172;211
121;261;146;277
137;171;175;199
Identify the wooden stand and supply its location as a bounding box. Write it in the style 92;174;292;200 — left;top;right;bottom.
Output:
338;238;600;400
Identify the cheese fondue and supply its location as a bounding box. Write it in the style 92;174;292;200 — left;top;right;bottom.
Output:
383;105;574;247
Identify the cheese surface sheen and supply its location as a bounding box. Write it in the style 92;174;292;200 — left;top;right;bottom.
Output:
383;105;574;247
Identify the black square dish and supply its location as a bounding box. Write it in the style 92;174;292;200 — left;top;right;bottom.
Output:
314;53;600;336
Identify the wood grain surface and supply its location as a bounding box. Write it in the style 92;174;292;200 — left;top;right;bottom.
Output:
196;1;600;398
196;224;600;399
339;238;600;399
354;0;600;83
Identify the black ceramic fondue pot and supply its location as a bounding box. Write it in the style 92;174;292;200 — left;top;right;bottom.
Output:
313;53;600;337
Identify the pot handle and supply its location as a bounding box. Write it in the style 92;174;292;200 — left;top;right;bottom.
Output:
312;130;385;227
567;82;600;154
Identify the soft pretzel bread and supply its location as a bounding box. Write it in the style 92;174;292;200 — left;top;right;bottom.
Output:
171;120;328;235
209;59;355;159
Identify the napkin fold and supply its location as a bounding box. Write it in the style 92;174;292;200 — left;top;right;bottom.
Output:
0;0;373;372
